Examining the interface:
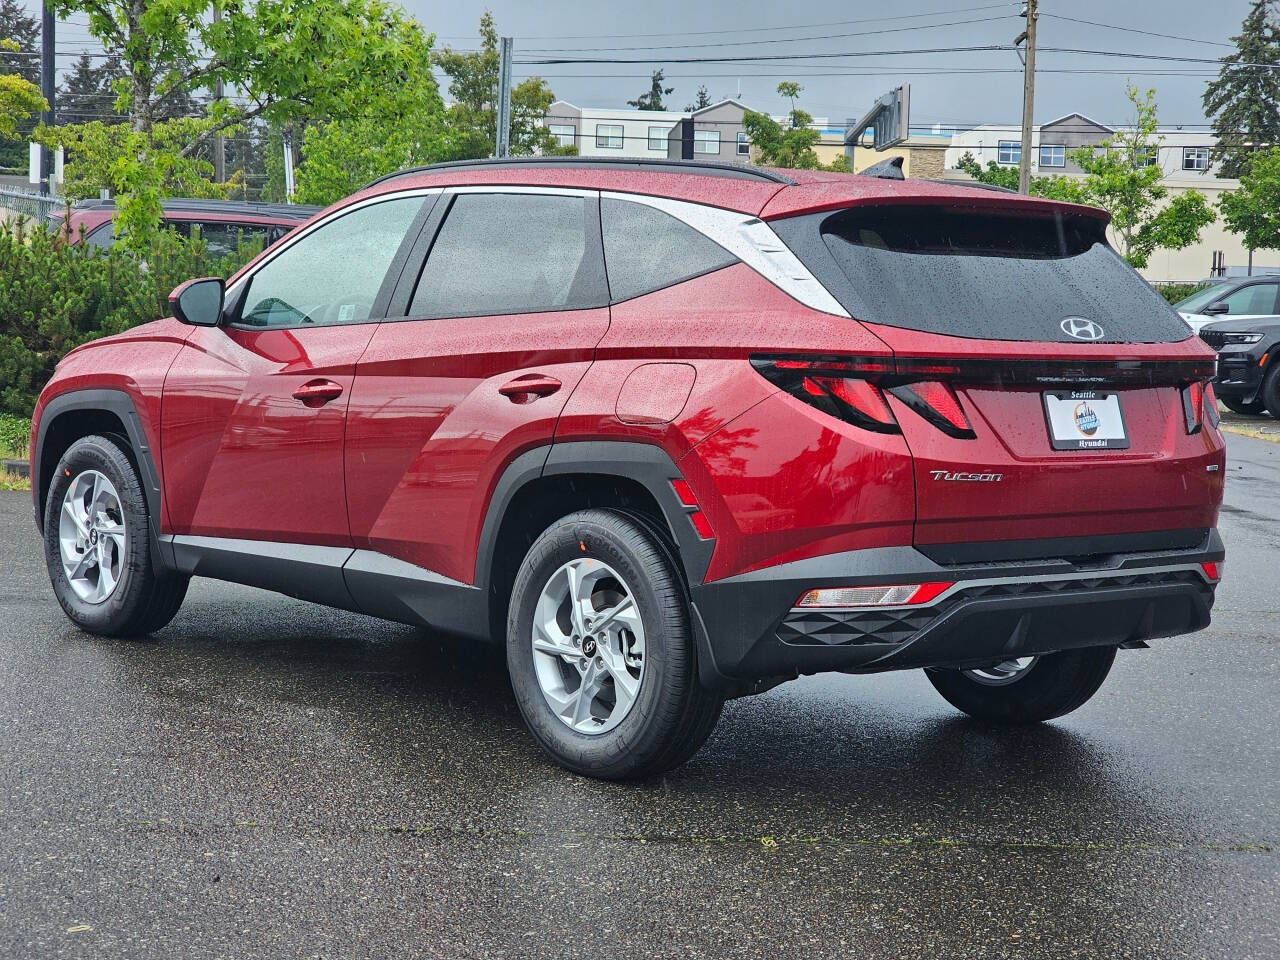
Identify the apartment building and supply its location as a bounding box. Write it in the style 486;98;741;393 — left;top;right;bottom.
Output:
947;117;1273;283
542;99;755;163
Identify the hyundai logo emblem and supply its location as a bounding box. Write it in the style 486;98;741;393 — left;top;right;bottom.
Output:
1060;317;1105;341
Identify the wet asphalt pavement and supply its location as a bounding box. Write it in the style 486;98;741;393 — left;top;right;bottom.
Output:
1;432;1277;959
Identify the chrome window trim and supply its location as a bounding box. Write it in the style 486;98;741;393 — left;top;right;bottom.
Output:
601;190;849;317
225;188;442;303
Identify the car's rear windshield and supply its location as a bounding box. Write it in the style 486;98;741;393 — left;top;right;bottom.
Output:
772;205;1192;343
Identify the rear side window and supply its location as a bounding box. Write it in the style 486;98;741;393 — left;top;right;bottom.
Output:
190;221;271;259
409;193;606;318
1218;282;1279;315
773;205;1192;343
601;198;737;302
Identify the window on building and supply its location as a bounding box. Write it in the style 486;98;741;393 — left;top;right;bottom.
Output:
693;129;720;155
548;124;576;148
736;131;750;156
647;126;669;151
601;198;738;302
409;193;606;318
1038;144;1065;168
1132;147;1158;167
595;124;624;149
997;140;1020;165
1183;146;1210;171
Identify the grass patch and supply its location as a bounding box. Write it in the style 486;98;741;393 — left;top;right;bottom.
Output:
0;470;30;492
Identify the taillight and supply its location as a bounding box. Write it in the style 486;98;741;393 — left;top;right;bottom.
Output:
887;381;975;439
798;374;899;433
1203;381;1221;428
751;356;974;439
1181;380;1210;434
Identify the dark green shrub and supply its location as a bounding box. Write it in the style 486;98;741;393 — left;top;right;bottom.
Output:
1156;282;1208;306
0;217;260;417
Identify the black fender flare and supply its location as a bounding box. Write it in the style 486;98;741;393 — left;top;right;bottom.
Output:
33;388;173;570
473;440;736;691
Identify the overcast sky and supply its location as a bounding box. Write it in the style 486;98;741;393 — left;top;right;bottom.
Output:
32;0;1260;131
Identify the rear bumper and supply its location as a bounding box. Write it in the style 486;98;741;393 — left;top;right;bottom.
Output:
689;529;1223;690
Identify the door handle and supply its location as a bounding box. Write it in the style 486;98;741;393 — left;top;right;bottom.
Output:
498;375;562;402
293;378;344;407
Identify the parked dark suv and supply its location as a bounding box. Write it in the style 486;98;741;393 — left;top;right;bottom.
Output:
31;158;1225;779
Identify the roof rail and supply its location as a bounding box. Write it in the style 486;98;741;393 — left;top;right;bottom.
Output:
363;155;797;190
67;197;322;217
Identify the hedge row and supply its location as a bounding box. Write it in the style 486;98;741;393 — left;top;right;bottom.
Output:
0;217;260;419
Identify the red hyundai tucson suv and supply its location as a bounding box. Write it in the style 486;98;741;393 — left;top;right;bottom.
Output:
30;158;1226;779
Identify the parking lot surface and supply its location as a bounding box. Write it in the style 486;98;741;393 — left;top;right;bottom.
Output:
1;432;1276;959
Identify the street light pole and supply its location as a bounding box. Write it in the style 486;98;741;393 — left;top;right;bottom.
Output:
1016;0;1038;195
495;36;513;158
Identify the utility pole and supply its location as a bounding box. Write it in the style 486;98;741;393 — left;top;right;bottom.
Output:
495;36;513;158
39;3;55;196
1015;0;1037;195
213;1;225;183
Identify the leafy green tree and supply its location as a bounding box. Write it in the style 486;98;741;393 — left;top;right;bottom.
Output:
0;1;39;168
954;151;1084;200
628;70;673;111
685;85;711;112
1220;146;1280;257
742;108;820;169
776;81;802;120
1070;85;1216;268
39;0;439;247
0;38;45;141
1203;0;1280;178
434;12;570;159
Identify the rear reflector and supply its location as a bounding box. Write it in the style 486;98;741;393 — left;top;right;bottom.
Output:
689;511;714;539
795;581;954;609
1200;561;1221;582
671;478;698;508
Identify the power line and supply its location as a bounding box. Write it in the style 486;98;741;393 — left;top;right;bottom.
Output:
474;3;1020;42
521;15;1019;54
1040;13;1234;48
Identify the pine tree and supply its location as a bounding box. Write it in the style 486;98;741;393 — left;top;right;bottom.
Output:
58;52;126;124
1203;0;1280;177
628;70;673;111
685;85;711;112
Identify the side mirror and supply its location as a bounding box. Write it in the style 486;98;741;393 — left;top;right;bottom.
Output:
1203;301;1229;316
170;277;225;326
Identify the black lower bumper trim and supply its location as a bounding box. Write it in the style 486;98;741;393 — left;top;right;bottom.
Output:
689;530;1223;688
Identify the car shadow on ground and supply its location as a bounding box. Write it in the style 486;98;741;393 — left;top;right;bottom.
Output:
66;582;1189;846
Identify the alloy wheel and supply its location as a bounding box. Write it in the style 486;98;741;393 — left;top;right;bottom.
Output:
58;469;127;605
964;657;1039;686
530;558;646;735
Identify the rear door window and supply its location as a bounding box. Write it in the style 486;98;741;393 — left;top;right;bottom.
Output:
600;197;737;302
773;205;1193;343
408;192;606;318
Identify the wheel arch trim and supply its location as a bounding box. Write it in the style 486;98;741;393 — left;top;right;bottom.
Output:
33;389;170;568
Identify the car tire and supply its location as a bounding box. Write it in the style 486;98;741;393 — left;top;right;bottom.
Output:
507;508;722;780
924;646;1116;724
1261;363;1280;420
44;434;189;637
1219;396;1266;416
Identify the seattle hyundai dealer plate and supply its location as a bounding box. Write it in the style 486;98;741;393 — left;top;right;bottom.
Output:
1043;391;1130;450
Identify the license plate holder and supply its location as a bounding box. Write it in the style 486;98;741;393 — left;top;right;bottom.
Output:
1042;391;1130;450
